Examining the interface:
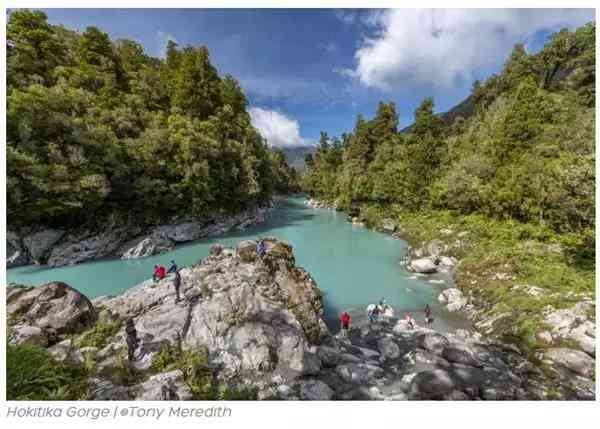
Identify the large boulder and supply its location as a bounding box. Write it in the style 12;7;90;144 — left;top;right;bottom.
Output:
543;302;595;357
408;369;458;400
121;236;174;259
409;257;438;274
416;332;450;355
298;379;334;400
544;348;595;377
22;228;65;263
7;281;96;339
438;288;468;312
380;218;397;233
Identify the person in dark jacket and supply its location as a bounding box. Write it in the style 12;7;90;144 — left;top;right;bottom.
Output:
257;239;266;258
167;260;178;274
173;270;181;302
125;318;139;362
424;304;434;324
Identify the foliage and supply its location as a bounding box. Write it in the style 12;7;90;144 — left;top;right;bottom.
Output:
302;23;595;241
7;9;297;230
6;343;90;400
74;319;122;349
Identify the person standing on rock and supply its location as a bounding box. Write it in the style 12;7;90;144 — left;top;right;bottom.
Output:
167;260;178;274
173;270;182;302
153;265;166;282
405;313;415;329
257;239;266;258
125;318;139;362
424;304;434;324
340;310;351;337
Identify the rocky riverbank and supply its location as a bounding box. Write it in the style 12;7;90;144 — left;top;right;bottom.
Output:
303;197;596;399
7;237;594;400
7;205;270;269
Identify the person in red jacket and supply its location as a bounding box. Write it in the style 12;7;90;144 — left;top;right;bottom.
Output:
153;265;166;282
340;311;351;337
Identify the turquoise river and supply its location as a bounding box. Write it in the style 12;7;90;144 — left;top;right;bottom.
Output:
7;197;464;331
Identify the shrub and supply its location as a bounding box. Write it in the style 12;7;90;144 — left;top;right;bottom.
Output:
6;343;90;400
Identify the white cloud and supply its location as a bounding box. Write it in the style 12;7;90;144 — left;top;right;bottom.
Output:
248;107;307;148
157;30;179;58
345;9;594;90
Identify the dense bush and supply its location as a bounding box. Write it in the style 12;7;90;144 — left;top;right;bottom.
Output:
6;343;90;400
7;10;297;230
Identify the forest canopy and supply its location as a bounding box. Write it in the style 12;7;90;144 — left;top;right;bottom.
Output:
7;10;298;229
302;23;595;242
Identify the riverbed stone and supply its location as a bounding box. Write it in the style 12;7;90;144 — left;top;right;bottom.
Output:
409;257;438;274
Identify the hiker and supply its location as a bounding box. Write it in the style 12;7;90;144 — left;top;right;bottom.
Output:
173;270;182;302
340;311;351;337
153;265;166;282
125;318;139;362
424;304;433;324
405;313;415;329
167;260;178;274
367;303;380;323
257;239;266;258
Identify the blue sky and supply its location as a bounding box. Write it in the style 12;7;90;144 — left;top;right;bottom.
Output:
40;8;594;147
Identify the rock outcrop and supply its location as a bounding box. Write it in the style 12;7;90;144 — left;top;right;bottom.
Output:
7;205;270;268
22;228;65;264
7;230;30;268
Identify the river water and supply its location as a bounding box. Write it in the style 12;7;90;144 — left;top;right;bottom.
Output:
7;197;465;331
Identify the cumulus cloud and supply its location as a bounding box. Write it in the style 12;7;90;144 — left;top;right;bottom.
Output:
249;107;306;147
344;9;594;90
157;30;179;58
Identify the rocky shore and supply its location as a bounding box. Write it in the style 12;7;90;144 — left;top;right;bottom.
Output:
7;205;270;269
303;197;596;400
7;237;595;400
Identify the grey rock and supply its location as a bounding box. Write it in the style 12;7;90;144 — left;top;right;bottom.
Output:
88;378;132;400
121;236;174;259
438;288;467;312
132;370;193;400
544;348;595;377
298;379;334;400
416;332;450;355
9;324;48;346
409;258;438;274
7;282;96;337
380;218;397;233
48;229;128;267
23;228;65;263
377;337;400;360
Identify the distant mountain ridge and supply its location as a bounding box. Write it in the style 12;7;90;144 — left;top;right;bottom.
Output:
276;145;316;170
